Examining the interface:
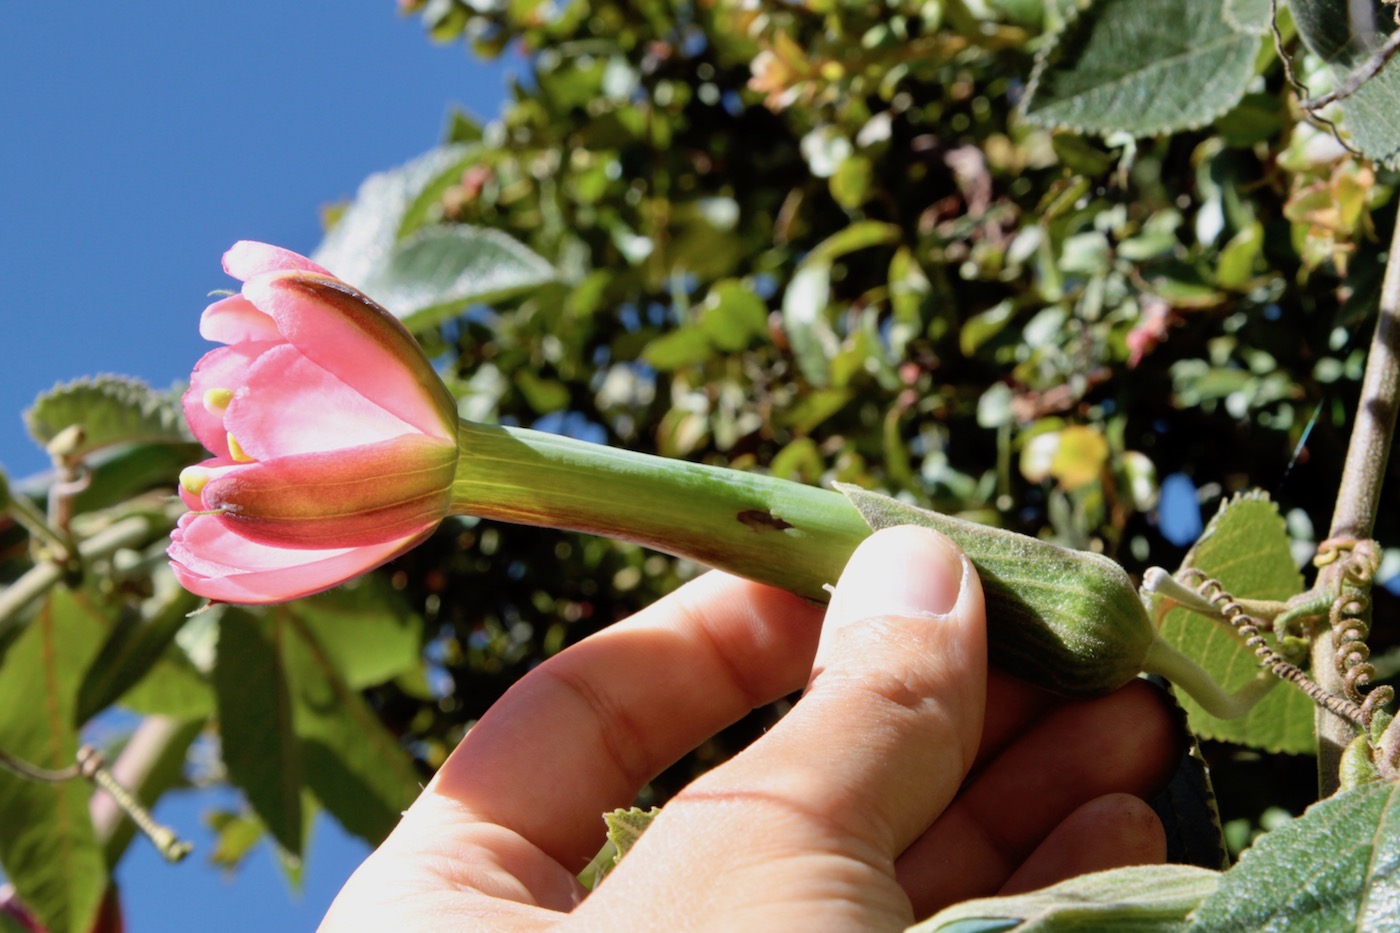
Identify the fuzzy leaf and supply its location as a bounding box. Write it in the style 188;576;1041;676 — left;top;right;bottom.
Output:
1022;0;1264;137
1187;781;1400;930
0;587;108;933
24;376;189;457
311;145;555;330
362;225;557;332
313;144;477;282
578;807;661;889
911;864;1220;931
1153;492;1315;754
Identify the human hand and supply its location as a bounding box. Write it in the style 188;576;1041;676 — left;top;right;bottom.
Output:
321;525;1181;931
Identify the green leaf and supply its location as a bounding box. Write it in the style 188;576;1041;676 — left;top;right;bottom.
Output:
287;580;422;689
313;144;477;282
278;606;422;845
642;327;713;371
24;376;189;457
515;370;571;415
1022;0;1263;137
1154;492;1315;754
782;262;837;387
698;281;769;352
960;300;1017;356
1186;782;1400;931
0;587;108;933
805;220;901;266
77;584;203;724
578;807;660;890
361;225;557;332
911;864;1220;932
1291;0;1400;167
604;805;659;860
206;808;265;872
213;611;303;855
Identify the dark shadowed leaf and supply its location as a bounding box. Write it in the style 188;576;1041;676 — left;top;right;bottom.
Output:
213;611;303;855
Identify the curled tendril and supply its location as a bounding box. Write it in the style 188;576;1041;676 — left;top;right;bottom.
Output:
1179;568;1369;728
1314;538;1392;729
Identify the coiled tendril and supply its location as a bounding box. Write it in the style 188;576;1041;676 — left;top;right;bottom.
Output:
1179;567;1369;729
1315;538;1394;728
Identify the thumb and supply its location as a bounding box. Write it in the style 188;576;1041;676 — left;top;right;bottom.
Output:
711;522;987;849
577;525;986;929
798;522;987;854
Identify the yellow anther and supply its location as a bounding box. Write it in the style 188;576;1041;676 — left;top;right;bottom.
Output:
179;467;210;496
202;387;235;414
227;433;254;463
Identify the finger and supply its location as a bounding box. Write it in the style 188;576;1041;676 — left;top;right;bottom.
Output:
999;793;1166;896
897;678;1180;916
576;526;986;930
972;671;1064;769
402;567;826;873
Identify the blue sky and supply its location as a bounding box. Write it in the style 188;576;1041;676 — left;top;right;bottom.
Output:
2;3;509;928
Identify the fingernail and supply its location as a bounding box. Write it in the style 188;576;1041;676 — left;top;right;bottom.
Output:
828;525;965;629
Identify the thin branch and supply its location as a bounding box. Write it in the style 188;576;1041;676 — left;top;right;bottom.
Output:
1269;0;1361;155
0;513;162;641
1313;210;1400;795
1300;29;1400;111
0;747;80;783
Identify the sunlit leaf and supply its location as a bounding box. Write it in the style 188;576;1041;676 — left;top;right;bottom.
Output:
1022;0;1264;136
24;376;189;457
912;864;1220;931
364;225;557;332
1187;781;1400;930
0;587;107;933
1153;492;1315;753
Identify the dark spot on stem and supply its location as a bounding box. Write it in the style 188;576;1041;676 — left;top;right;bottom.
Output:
737;509;793;531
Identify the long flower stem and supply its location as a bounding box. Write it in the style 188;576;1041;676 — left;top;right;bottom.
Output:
1314;212;1400;794
451;421;873;602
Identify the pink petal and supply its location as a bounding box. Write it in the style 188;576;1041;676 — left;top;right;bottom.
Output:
223;241;332;281
245;274;456;440
183;342;277;458
200;294;281;345
169;512;424;604
201;434;456;548
223;344;421;460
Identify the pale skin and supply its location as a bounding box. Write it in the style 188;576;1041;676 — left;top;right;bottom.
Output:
321;526;1181;931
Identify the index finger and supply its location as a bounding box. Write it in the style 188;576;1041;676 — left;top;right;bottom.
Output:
413;569;826;870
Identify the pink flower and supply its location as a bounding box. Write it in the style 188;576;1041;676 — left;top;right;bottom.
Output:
168;241;460;604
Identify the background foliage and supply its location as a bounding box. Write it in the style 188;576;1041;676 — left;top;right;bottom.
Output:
4;0;1400;929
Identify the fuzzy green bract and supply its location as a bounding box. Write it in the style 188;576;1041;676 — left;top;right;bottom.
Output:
836;485;1154;698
